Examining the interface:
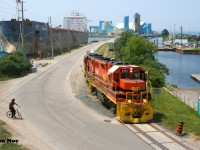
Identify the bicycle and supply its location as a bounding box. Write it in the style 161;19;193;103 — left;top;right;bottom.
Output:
6;108;23;120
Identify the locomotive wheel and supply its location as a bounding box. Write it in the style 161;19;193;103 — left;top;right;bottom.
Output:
110;103;116;114
103;98;110;109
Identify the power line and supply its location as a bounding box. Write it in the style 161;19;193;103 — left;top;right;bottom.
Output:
0;0;16;9
24;2;48;21
0;0;18;19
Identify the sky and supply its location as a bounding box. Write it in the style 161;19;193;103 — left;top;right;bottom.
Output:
1;0;200;34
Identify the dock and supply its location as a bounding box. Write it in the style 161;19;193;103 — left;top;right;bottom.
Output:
158;47;176;51
191;74;200;83
158;47;200;54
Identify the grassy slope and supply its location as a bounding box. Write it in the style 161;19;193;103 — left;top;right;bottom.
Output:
153;89;200;136
0;120;25;150
97;43;200;137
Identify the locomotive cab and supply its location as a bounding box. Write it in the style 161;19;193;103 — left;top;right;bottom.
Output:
108;65;153;123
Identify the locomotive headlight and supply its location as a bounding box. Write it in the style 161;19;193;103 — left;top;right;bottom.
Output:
128;99;132;103
143;99;147;103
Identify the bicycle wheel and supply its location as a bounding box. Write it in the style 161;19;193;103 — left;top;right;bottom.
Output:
6;111;12;118
16;112;22;120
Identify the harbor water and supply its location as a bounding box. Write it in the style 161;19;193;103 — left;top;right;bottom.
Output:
149;36;200;90
155;51;200;90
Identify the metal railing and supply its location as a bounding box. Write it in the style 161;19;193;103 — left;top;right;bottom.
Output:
165;83;199;110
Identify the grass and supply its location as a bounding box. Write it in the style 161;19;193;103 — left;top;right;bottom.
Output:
0;121;11;139
153;88;200;137
0;120;27;150
0;143;24;150
0;76;17;81
97;43;115;58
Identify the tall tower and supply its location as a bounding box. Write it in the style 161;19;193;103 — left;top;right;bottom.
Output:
134;13;140;33
124;16;129;30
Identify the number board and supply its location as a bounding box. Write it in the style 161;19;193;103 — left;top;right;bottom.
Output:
121;69;129;73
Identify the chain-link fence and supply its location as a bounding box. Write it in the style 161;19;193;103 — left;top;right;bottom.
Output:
165;83;199;110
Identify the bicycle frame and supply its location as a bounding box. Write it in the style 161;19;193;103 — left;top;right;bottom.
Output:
6;108;22;119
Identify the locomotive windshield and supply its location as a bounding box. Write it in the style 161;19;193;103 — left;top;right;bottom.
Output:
120;69;145;80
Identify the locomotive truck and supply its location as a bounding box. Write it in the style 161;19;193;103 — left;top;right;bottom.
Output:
83;50;154;123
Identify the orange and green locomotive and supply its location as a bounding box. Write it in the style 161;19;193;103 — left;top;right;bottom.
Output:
83;50;154;123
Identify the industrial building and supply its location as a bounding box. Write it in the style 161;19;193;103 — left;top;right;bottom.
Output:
63;11;87;32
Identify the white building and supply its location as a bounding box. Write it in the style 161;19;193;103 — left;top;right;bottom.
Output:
63;11;87;32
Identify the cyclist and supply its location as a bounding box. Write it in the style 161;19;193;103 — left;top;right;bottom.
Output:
9;99;19;118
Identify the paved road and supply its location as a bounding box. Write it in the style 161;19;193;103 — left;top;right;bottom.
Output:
0;42;154;150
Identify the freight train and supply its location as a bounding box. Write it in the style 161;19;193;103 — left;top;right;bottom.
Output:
83;50;154;123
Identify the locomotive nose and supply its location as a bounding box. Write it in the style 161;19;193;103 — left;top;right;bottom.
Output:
119;79;145;91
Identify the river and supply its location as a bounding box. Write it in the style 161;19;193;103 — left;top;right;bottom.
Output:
155;46;200;90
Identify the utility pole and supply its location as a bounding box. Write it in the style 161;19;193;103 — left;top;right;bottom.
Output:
49;17;54;58
16;0;24;54
21;0;24;53
173;24;176;43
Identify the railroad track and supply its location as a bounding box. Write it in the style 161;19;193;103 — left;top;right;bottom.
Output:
120;122;199;150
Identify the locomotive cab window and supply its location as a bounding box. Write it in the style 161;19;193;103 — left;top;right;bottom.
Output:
130;70;140;79
121;73;129;79
121;69;129;79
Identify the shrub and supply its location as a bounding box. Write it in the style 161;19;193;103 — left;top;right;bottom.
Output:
0;52;32;77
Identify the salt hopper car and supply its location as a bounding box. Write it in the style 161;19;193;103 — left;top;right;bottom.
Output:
83;50;154;123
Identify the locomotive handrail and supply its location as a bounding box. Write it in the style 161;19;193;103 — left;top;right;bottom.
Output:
148;81;153;94
112;80;117;91
92;72;95;81
140;91;148;103
125;92;134;103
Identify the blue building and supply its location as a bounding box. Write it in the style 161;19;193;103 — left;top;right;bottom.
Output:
124;16;129;30
89;13;153;35
134;13;152;34
116;13;153;35
89;21;115;34
140;22;152;34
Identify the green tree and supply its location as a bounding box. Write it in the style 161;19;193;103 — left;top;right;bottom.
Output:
161;29;169;40
114;32;169;87
122;36;157;65
114;31;135;60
